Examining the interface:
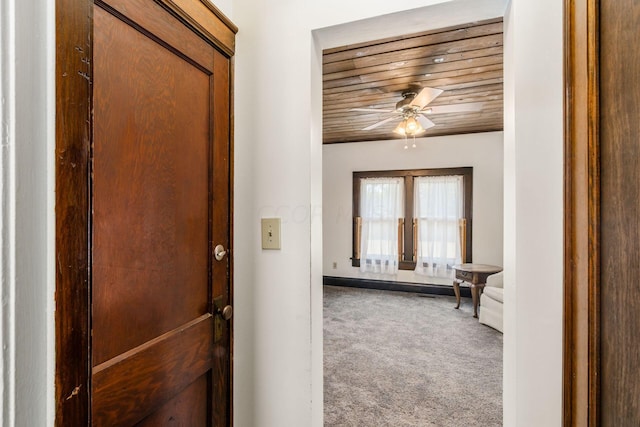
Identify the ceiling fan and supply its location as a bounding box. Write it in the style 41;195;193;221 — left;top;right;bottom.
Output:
350;86;484;136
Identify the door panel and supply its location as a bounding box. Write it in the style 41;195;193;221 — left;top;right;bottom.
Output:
92;315;213;425
599;0;640;424
134;375;209;426
92;0;231;424
93;3;211;365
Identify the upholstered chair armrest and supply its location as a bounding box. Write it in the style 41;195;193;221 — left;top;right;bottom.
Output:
486;271;504;288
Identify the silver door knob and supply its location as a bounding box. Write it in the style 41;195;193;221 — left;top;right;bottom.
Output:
220;305;233;320
214;244;227;261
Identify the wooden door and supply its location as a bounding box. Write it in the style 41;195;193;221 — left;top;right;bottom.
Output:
598;0;640;424
564;0;640;425
55;0;236;425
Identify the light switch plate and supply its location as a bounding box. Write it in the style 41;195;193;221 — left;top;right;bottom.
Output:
261;218;281;250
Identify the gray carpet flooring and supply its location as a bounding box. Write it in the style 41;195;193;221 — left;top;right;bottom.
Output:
324;285;502;427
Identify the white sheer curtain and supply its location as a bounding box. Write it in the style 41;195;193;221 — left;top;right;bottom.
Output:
359;177;404;275
414;175;464;278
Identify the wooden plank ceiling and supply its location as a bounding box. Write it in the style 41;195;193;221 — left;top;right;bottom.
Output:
323;18;504;144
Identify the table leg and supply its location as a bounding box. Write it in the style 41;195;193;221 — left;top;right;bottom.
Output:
453;280;461;309
471;285;479;318
471;284;486;318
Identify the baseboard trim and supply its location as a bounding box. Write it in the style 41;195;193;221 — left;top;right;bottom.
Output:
323;275;471;298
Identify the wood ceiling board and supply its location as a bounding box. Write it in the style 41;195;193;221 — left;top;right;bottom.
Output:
324;45;504;75
322;21;503;64
323;127;505;145
436;77;503;91
322;17;503;56
323;70;503;99
324;106;503;136
322;18;503;144
323;55;504;89
324;109;504;129
323;118;503;135
323;34;503;75
324;79;502;104
323;47;504;81
323;123;504;136
322;85;504;113
323;101;503;130
323;86;503;114
323;123;503;139
324;102;504;124
323;67;503;97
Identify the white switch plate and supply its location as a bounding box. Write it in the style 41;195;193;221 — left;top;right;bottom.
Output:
261;218;281;250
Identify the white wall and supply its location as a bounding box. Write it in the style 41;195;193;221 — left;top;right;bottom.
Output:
323;132;504;285
205;0;232;21
1;0;55;425
503;0;564;426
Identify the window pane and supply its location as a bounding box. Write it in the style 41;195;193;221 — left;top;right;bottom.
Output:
359;178;403;274
414;175;464;278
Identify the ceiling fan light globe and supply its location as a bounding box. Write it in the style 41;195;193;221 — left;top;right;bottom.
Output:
408;123;426;136
406;117;419;133
393;121;407;135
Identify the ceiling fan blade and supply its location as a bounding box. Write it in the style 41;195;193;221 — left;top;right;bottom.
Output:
423;102;484;114
417;115;436;130
350;108;395;113
409;87;444;109
362;115;399;131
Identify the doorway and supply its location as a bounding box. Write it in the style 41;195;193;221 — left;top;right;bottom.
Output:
316;10;505;425
311;0;564;425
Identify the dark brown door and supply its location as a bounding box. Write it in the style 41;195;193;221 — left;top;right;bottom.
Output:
91;0;232;425
599;0;640;424
564;0;640;424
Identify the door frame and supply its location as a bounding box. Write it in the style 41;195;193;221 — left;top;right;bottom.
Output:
563;0;600;425
54;0;237;424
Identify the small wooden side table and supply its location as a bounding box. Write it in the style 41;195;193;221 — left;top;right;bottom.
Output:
452;263;503;318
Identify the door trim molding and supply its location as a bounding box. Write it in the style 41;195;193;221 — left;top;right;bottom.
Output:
54;0;93;423
563;0;600;425
158;0;237;56
55;0;236;424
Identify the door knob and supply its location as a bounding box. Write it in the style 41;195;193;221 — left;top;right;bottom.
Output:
214;301;232;342
219;305;233;320
214;244;227;261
